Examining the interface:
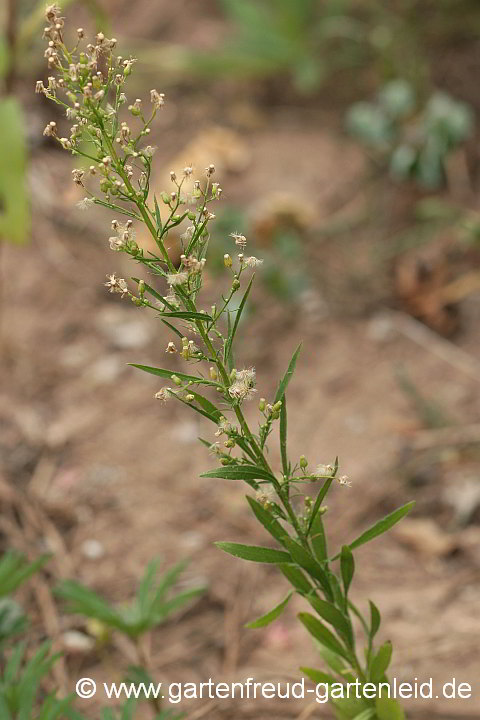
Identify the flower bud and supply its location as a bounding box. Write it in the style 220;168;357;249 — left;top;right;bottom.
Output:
232;278;240;290
137;280;145;296
209;367;218;381
171;375;182;386
186;394;195;402
224;254;232;268
258;398;266;412
300;455;308;470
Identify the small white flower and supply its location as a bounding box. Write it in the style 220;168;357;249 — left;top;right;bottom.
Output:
104;274;128;297
165;342;177;354
228;367;257;402
256;488;274;508
167;272;188;286
315;464;334;478
76;197;95;211
244;256;263;268
150;89;165;109
230;232;247;248
337;475;352;488
155;387;172;402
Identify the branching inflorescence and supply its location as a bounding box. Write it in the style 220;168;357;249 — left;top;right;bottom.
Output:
38;6;414;718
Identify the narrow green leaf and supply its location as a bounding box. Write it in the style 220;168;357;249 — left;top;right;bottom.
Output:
278;563;313;594
160;311;213;322
279;395;288;477
306;594;353;645
300;666;337;686
375;696;405;720
369;600;381;639
153;194;162;232
215;542;291;564
201;465;276;482
188;391;223;423
310;512;328;562
340;546;354;597
318;646;356;683
274;343;302;403
307;460;338;534
351;710;376;720
298;612;350;661
284;538;333;601
224;275;254;366
370;641;392;682
332;502;415;560
246;591;292;628
225;311;235;372
246;496;290;547
129;364;217;387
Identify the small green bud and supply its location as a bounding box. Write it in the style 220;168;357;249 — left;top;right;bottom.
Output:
271;410;280;420
161;192;170;204
172;215;181;222
258;398;266;412
224;253;232;268
171;375;182;387
187;211;196;221
300;455;308;470
137;280;145;296
272;400;282;412
232;278;241;290
221;457;230;466
131;297;142;306
209;366;218;381
224;438;235;448
186;394;195;402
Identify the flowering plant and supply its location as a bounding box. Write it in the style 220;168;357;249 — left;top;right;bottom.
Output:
38;6;414;718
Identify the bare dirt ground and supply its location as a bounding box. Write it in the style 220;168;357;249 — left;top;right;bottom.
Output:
1;2;480;719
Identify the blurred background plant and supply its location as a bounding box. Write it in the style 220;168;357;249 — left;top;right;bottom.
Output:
0;551;198;718
0;0;106;244
346;79;475;189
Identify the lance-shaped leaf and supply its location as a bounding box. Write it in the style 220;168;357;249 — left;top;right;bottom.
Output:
340;545;354;598
369;600;381;639
284;538;333;602
370;641;392;682
224;275;254;367
375;696;405;720
201;465;276;482
159;311;213;322
215;542;291;564
129;364;218;387
246;496;290;547
298;612;350;661
300;666;337;686
278;563;313;594
306;594;353;646
274;344;302;403
331;502;415;560
245;591;293;628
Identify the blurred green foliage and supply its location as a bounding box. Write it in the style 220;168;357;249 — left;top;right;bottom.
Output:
346;79;474;188
55;557;205;639
0;0;107;245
